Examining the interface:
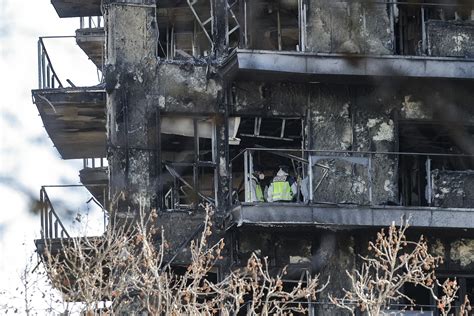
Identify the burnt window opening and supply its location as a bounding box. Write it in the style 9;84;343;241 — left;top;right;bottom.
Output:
398;121;474;207
156;5;213;60
431;276;474;315
243;0;301;51
395;1;474;56
159;116;216;211
400;283;433;312
230;116;305;204
391;275;474;313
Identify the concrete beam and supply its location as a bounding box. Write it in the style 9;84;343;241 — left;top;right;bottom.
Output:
230;203;474;230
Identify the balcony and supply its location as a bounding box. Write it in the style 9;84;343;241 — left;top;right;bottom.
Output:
226;148;474;230
34;185;108;297
51;0;101;18
32;86;106;159
80;158;109;209
51;0;200;18
32;37;106;159
50;0;474;83
76;17;104;69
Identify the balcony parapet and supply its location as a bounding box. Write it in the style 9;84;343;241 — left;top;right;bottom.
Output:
229;203;474;230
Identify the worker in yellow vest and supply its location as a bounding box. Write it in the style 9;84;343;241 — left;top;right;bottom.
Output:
249;165;265;202
267;165;297;202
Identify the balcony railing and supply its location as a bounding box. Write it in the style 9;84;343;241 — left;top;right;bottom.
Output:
40;186;70;239
83;157;107;169
79;16;103;29
231;148;474;209
37;38;63;89
39;185;108;241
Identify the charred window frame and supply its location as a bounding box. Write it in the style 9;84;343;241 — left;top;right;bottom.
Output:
156;4;213;60
159;115;217;211
395;1;474;56
398;120;474;207
229;116;305;204
239;0;307;51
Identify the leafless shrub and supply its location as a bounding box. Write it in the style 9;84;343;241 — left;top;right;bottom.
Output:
329;219;449;316
459;295;472;316
40;205;327;315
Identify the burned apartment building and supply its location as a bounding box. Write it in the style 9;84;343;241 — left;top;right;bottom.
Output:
32;0;474;314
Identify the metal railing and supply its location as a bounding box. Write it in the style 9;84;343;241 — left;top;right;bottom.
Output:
40;186;70;239
83;158;107;169
231;148;474;208
39;185;109;240
239;299;447;315
37;38;63;89
163;162;216;211
79;16;103;29
238;0;306;51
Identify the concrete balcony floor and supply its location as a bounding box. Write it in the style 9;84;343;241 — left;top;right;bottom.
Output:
229;202;474;230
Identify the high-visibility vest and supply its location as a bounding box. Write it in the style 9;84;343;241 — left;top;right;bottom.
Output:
249;178;264;202
271;175;293;201
255;183;264;202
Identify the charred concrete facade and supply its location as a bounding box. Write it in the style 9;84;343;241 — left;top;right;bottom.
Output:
33;0;474;314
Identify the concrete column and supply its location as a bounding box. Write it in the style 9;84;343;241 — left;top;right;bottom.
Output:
212;0;228;57
214;111;230;219
105;0;159;216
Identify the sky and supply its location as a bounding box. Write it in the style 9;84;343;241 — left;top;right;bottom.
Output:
0;0;105;313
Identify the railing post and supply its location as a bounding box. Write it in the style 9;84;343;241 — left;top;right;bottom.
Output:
48;210;53;239
298;0;308;52
308;155;313;203
368;153;373;205
244;150;249;202
54;220;59;239
41;45;46;89
229;160;233;205
103;186;107;232
426;155;432;206
37;40;42;89
421;5;427;55
40;188;45;238
46;65;51;88
244;0;248;48
45;202;50;239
